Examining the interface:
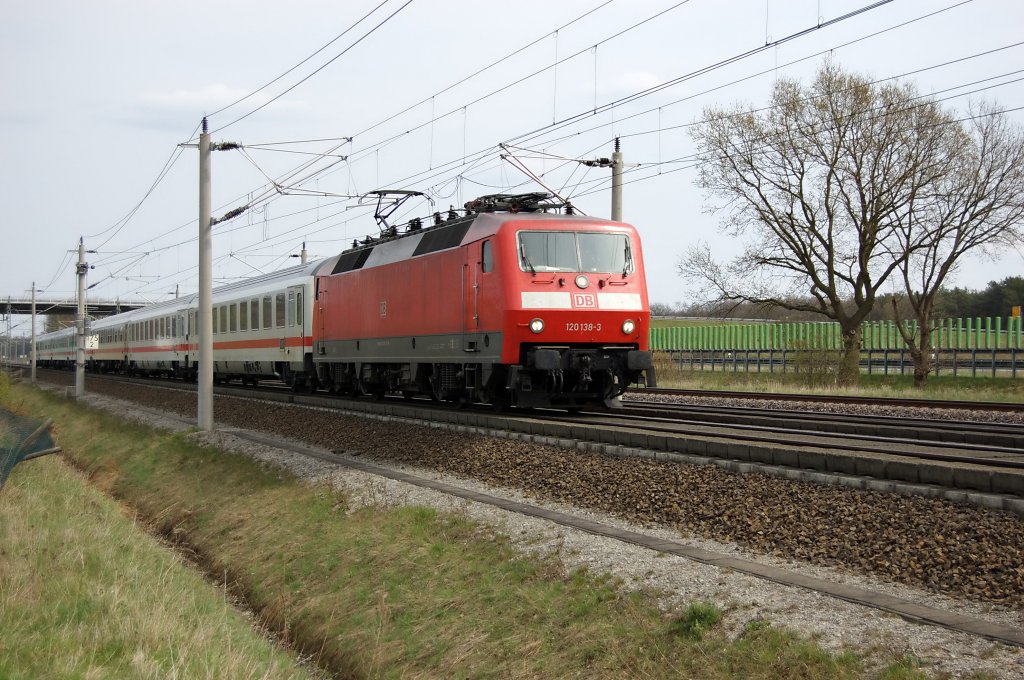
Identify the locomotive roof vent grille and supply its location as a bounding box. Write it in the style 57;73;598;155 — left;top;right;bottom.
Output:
332;247;374;274
336;191;576;260
411;219;474;257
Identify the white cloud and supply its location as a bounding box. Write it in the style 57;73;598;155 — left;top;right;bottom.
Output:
605;71;665;96
138;83;309;113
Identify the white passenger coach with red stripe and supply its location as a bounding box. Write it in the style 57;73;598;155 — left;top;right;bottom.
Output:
38;260;319;387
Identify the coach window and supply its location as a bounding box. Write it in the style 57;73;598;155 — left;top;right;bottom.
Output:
251;300;260;331
296;292;303;329
262;296;272;329
276;292;286;328
220;306;228;336
239;300;248;332
212;308;219;334
481;240;493;273
287;291;296;327
171;317;177;338
229;304;237;333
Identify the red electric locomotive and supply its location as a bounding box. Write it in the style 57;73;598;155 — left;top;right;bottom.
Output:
313;193;655;408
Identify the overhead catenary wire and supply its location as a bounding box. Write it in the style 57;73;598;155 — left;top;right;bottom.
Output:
78;0;744;277
206;1;392;121
509;2;994;153
211;0;415;134
289;0;908;211
105;0;974;270
69;0;1019;305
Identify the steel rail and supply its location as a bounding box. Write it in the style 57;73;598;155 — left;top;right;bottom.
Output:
632;387;1024;412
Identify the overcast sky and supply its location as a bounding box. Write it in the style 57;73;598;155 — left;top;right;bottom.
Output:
2;0;1023;334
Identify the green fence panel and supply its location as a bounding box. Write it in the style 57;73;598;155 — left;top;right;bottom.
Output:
651;315;1022;353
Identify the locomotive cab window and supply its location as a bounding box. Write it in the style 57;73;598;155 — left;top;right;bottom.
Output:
481;240;493;273
518;231;633;274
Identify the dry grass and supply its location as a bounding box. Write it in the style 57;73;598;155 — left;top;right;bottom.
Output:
0;450;317;679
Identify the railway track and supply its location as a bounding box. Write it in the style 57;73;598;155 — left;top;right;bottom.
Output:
31;368;1024;513
633;386;1024;412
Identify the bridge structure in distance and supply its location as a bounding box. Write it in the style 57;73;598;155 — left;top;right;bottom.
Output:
2;296;151;318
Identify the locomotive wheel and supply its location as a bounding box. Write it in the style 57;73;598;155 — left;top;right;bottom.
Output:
429;376;444;402
490;389;510;413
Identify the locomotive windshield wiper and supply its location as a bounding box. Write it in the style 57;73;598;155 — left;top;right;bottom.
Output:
521;246;537;276
622;240;632;277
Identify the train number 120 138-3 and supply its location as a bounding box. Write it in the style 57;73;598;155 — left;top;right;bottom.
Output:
566;322;602;332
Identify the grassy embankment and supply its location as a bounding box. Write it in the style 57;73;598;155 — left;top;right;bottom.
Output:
649;352;1024;402
1;377;931;679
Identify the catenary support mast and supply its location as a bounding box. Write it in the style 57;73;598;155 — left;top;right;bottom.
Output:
198;118;213;430
75;238;86;398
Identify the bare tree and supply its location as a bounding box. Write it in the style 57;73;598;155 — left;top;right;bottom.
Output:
888;104;1024;387
681;64;959;383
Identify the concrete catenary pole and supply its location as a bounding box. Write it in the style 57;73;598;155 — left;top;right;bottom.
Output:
75;238;87;398
611;137;623;222
30;282;37;384
300;241;308;265
3;297;8;367
198;117;214;430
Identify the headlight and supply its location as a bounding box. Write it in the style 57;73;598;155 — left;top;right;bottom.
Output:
622;319;636;334
529;318;545;334
575;275;589;289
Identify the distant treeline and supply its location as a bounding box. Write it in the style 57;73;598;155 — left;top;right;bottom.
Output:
655;277;1024;322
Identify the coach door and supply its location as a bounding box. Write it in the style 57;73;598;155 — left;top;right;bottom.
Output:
175;313;185;366
287;285;306;358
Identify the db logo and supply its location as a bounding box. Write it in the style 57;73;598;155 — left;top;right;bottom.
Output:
572;293;596;308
